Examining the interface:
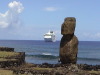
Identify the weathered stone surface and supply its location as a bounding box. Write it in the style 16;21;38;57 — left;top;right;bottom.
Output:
0;51;25;68
0;47;14;52
60;17;78;64
61;17;76;35
60;34;78;64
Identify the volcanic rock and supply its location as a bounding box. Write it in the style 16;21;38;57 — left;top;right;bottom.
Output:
60;17;78;64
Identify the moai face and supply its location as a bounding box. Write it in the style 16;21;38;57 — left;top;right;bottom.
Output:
61;17;76;35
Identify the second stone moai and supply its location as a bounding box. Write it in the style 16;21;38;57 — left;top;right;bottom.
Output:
59;17;78;64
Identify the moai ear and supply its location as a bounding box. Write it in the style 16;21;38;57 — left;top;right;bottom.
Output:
61;17;76;35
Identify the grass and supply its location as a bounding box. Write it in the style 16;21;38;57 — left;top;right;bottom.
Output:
0;51;20;62
0;58;17;61
88;70;100;74
0;69;27;75
0;68;52;75
33;67;53;71
0;69;13;75
0;51;19;58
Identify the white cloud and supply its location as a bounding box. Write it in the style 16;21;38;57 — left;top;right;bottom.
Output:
8;1;24;13
94;33;100;38
0;1;24;28
82;33;93;37
77;32;100;41
0;22;9;28
83;32;100;38
44;7;58;11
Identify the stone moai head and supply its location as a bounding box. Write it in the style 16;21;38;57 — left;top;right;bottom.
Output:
61;17;76;35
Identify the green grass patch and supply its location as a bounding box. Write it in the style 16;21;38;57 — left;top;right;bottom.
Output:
88;70;100;74
0;51;19;58
33;67;53;71
0;58;17;61
0;69;13;75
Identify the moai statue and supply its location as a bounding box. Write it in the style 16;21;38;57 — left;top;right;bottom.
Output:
59;17;78;64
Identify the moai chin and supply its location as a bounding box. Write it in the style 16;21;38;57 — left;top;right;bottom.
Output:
60;17;78;64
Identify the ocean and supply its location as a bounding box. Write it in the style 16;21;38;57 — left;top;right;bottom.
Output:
0;40;100;65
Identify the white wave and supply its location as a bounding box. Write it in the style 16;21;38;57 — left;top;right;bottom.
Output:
42;53;52;55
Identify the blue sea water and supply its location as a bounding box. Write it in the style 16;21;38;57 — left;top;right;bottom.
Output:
0;40;100;65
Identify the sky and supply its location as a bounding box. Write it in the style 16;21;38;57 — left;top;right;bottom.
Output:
0;0;100;41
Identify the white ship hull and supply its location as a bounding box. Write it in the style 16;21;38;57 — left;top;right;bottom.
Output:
44;31;56;42
44;36;55;42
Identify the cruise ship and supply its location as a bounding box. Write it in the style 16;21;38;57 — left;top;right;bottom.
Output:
44;31;56;42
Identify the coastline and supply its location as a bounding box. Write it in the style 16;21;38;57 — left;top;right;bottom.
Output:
0;47;100;75
1;63;100;75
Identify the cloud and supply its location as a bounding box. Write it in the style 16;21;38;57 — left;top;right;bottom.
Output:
94;33;100;38
8;1;24;13
82;32;100;38
0;1;24;28
76;32;100;41
44;7;58;11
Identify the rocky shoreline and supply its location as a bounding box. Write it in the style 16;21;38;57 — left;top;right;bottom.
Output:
0;47;100;75
1;63;100;75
